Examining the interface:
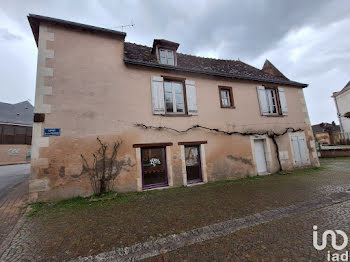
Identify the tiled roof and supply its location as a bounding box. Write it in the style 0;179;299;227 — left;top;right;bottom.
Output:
124;42;307;87
0;101;34;126
262;59;288;80
312;123;341;134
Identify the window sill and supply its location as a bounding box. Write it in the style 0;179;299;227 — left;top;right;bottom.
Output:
220;106;235;109
160;114;193;117
263;114;284;117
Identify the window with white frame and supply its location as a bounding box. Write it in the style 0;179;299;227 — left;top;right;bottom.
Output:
164;81;185;113
265;88;279;114
159;49;175;65
256;86;288;116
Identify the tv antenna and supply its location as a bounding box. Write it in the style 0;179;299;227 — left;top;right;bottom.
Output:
115;20;135;32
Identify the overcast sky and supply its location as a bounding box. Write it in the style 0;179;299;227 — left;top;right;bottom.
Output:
0;0;349;125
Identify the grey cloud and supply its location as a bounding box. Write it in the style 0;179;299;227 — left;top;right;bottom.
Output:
0;0;349;125
0;28;22;40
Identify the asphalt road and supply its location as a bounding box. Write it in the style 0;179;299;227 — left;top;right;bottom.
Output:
0;164;30;202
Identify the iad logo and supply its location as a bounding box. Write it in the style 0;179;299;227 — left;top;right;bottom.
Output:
313;225;349;261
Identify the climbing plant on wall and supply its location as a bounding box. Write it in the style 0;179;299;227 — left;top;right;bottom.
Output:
80;137;134;195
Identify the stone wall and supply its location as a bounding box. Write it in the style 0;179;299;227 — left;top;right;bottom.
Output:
0;144;31;165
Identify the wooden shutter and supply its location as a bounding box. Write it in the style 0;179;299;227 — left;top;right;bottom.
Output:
291;136;302;164
297;136;309;164
256;86;269;115
278;87;288;115
185;80;198;115
151;76;165;115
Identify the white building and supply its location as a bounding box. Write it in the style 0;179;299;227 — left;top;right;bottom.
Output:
333;81;350;133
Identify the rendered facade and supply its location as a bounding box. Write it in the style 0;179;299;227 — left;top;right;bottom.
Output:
28;14;319;202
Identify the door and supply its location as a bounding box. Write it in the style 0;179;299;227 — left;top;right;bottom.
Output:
291;136;309;165
185;146;202;184
254;139;267;173
141;147;168;189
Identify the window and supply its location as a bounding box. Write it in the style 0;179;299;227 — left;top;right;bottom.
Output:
185;145;202;184
141;147;168;189
164;81;185;114
151;76;198;116
218;86;234;108
256;86;288;116
265;88;279;114
159;49;175;65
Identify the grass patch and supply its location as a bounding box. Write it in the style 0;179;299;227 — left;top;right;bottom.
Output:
273;166;325;176
27;166;326;217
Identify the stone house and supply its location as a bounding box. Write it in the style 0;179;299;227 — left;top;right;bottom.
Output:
0;101;33;165
28;14;319;202
312;123;341;145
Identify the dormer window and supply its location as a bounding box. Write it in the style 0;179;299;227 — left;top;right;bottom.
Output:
159;49;175;65
152;39;179;67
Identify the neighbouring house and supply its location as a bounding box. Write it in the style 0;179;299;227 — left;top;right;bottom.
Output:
0;101;33;165
312;122;341;145
333;81;350;135
27;14;319;202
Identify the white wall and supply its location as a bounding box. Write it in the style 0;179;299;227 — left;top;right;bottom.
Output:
335;89;350;133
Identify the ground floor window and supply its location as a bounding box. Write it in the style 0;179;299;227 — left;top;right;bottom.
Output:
141;147;168;189
185;145;202;184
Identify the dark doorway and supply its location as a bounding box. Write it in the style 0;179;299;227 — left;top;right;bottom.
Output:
141;147;168;189
185;145;202;184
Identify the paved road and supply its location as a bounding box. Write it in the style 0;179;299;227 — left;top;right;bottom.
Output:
0;164;30;202
0;164;30;250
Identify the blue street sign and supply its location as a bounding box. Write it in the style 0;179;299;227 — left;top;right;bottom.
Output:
44;128;61;136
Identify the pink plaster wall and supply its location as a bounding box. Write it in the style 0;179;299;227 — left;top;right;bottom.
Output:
31;23;319;201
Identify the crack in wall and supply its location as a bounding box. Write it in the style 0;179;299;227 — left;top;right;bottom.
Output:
135;123;303;171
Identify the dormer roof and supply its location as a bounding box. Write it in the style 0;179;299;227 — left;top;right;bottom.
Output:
152;39;180;53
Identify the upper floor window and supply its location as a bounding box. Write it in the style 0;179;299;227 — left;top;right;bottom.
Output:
164;81;185;113
265;88;278;115
151;76;198;116
159;49;175;65
218;86;234;108
257;86;288;116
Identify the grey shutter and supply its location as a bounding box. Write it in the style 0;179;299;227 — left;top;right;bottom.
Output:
297;136;309;164
256;86;269;115
291;136;302;164
151;76;165;115
185;80;198;115
278;87;288;115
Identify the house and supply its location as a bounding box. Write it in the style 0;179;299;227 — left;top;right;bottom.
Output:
312;122;341;145
333;81;350;135
0;101;33;165
27;14;319;202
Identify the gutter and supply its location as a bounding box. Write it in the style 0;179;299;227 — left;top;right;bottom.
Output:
0;122;32;127
124;59;308;88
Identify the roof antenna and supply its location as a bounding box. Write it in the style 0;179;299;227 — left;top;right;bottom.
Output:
114;20;135;32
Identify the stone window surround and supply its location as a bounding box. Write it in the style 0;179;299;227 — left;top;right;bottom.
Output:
250;135;273;174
